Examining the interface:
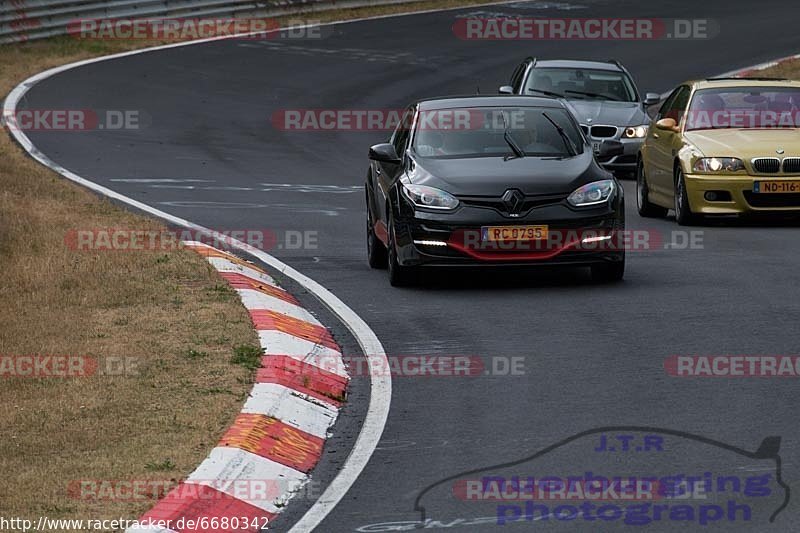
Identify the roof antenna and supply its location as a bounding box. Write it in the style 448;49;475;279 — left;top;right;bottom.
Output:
476;84;481;95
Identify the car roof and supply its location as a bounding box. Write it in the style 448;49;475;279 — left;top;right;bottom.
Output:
688;78;800;90
417;95;563;111
533;59;622;71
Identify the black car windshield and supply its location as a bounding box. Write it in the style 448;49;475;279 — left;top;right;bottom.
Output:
685;87;800;130
412;106;583;158
524;67;637;102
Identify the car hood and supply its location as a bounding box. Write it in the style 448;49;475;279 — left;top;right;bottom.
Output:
408;152;601;196
563;99;648;126
684;129;800;158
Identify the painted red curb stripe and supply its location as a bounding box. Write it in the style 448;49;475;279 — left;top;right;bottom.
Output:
220;413;325;473
256;358;346;408
141;483;275;532
261;354;348;389
249;310;339;351
218;271;299;306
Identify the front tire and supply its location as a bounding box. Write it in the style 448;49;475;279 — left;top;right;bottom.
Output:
637;161;668;218
674;168;699;226
366;200;387;269
387;216;415;287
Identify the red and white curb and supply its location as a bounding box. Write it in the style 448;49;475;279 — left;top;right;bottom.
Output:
127;241;349;533
720;53;800;78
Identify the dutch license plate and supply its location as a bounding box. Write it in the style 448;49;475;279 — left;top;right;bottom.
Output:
754;181;800;193
482;225;549;242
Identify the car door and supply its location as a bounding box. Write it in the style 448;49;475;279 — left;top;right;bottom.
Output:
374;106;415;226
647;85;690;198
643;88;677;192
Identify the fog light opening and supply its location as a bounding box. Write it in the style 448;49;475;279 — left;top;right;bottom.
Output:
704;191;732;202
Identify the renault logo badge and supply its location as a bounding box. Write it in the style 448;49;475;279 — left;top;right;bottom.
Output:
502;189;525;217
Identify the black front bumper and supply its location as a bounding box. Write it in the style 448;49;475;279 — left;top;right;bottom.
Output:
392;195;625;268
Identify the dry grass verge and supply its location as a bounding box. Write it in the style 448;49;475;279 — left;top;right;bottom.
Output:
0;131;259;525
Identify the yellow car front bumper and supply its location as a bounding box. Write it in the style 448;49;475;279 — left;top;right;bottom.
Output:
684;173;800;214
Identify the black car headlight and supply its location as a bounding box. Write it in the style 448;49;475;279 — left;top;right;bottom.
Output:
567;179;616;207
401;183;459;210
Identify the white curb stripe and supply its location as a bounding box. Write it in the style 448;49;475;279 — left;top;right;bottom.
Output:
242;382;339;438
258;330;348;377
257;329;342;357
237;288;320;324
187;447;308;514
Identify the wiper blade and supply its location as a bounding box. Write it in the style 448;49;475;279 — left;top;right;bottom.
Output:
527;88;563;98
564;89;622;101
501;112;525;159
542;112;577;157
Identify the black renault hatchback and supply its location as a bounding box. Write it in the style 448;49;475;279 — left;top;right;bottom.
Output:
365;95;626;286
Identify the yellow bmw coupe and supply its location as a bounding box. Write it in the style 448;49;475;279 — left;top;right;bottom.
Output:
637;78;800;224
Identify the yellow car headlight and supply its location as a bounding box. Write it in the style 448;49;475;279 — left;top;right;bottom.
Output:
692;157;745;173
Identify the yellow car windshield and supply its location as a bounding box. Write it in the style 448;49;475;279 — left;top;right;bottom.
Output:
685;87;800;130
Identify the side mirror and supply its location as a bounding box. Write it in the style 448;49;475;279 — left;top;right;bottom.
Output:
498;85;514;95
369;143;401;164
655;117;679;132
598;140;624;158
644;93;661;106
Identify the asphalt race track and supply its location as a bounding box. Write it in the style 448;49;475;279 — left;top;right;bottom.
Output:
16;0;800;530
